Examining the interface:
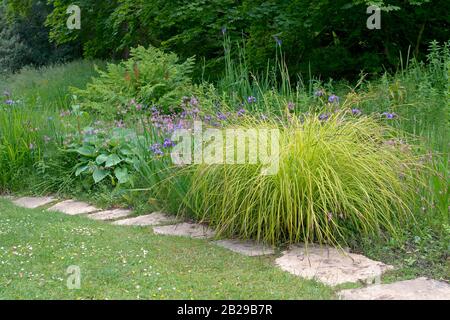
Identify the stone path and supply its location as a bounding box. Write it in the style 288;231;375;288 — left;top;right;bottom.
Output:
153;222;216;239
88;209;133;221
275;244;393;286
3;195;449;300
112;212;177;226
214;239;275;256
48;200;100;215
12;196;56;209
338;277;450;300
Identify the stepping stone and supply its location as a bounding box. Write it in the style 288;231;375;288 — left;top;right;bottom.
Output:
12;196;56;209
153;222;215;239
112;212;176;226
214;239;275;256
87;209;132;221
275;244;394;286
48;200;100;215
338;277;450;300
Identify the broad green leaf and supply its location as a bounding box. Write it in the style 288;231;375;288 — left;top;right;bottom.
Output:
96;154;108;165
105;154;122;167
93;168;109;183
119;147;133;156
76;146;96;157
114;167;129;184
75;165;89;176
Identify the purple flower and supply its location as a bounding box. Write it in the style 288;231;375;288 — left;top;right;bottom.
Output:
314;90;324;97
174;120;185;130
328;95;340;104
151;106;159;115
163;138;175;148
165;121;175;132
135;104;143;111
247;96;257;104
189;97;199;107
352;108;362;115
319;113;330;121
273;36;282;46
237;108;246;117
150;143;164;156
4;99;14;105
287;102;295;111
217;112;227;121
203;115;212;122
382;112;396;119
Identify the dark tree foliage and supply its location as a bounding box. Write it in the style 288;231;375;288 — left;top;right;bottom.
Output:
0;0;80;73
0;3;28;73
4;0;450;79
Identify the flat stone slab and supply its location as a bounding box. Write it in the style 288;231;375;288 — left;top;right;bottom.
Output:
214;239;275;256
339;277;450;300
12;196;56;209
153;222;215;239
275;245;394;286
112;212;176;226
87;209;132;221
48;200;100;215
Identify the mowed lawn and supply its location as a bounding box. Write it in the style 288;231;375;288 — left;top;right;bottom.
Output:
0;199;334;299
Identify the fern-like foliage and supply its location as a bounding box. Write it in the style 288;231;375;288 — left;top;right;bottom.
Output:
71;46;195;117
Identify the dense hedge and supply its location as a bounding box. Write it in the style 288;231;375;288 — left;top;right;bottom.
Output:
2;0;449;79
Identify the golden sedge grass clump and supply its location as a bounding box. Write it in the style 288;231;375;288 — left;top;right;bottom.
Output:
183;112;423;245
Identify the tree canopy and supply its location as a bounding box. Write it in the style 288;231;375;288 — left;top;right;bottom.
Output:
2;0;449;78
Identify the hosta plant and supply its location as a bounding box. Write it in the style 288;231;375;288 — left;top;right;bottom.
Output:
67;126;145;187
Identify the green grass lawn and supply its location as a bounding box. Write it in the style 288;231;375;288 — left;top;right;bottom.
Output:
0;199;334;300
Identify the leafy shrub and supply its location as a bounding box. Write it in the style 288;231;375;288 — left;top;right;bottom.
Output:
182;112;423;245
71;46;195;117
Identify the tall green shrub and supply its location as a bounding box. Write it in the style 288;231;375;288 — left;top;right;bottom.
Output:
71;46;195;117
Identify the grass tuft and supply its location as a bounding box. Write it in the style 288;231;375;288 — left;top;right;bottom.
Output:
183;112;425;245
